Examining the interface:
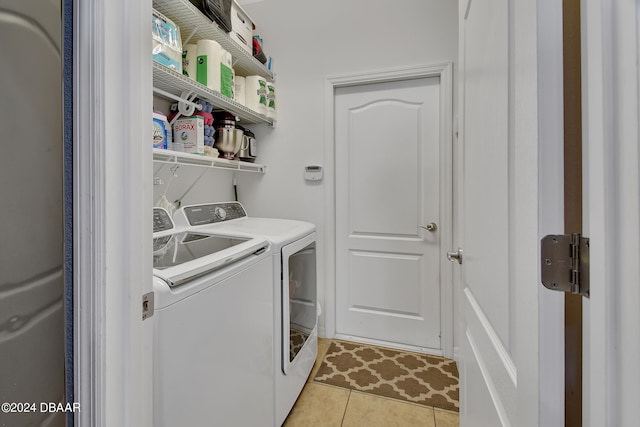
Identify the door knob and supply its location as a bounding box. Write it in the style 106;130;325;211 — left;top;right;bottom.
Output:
447;248;463;264
420;222;438;232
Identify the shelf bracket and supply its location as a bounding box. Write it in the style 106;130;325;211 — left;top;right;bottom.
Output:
183;27;198;45
175;168;209;204
153;87;202;125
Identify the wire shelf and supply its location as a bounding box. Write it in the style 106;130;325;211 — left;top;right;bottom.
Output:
153;0;273;80
153;148;266;173
153;63;273;126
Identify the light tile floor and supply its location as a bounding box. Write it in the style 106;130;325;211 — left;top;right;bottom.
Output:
283;339;460;427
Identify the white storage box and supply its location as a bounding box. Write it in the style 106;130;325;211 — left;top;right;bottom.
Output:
229;1;253;54
173;116;204;154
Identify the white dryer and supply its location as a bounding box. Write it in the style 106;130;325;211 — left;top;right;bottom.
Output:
174;202;318;426
152;208;275;427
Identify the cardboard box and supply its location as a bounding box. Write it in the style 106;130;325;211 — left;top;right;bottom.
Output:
172;116;204;154
229;1;253;54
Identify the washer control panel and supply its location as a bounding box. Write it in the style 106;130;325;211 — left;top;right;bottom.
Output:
153;208;174;233
183;202;247;226
214;206;227;221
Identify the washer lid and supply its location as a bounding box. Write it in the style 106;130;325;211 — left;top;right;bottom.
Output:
153;232;269;287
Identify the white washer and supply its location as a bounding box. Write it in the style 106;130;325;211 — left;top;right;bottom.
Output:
174;202;318;426
152;208;275;427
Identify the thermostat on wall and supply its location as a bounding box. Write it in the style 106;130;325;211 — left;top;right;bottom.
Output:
304;165;323;181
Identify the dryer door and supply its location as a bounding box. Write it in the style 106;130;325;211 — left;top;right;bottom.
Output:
282;233;317;374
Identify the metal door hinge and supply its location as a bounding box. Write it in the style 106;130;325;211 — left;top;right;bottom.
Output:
541;233;590;298
142;292;155;320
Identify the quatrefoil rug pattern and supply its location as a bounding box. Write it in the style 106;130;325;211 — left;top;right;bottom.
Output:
313;340;459;412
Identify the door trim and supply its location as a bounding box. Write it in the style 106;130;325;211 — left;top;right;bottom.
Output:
323;63;454;357
581;0;640;424
74;1;108;423
74;0;153;425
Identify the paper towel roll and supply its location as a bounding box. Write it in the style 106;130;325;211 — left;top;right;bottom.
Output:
234;76;246;106
182;43;197;81
196;39;222;92
220;49;234;98
245;75;267;115
266;82;276;120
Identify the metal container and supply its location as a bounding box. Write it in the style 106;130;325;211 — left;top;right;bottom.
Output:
214;127;244;159
237;129;257;162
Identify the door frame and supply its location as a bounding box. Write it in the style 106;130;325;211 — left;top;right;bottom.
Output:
581;0;640;424
323;63;454;358
74;0;153;425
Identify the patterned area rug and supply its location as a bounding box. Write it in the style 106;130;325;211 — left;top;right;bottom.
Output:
290;328;310;361
313;340;459;412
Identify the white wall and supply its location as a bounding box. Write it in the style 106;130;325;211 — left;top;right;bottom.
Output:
152;162;237;207
183;0;458;336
